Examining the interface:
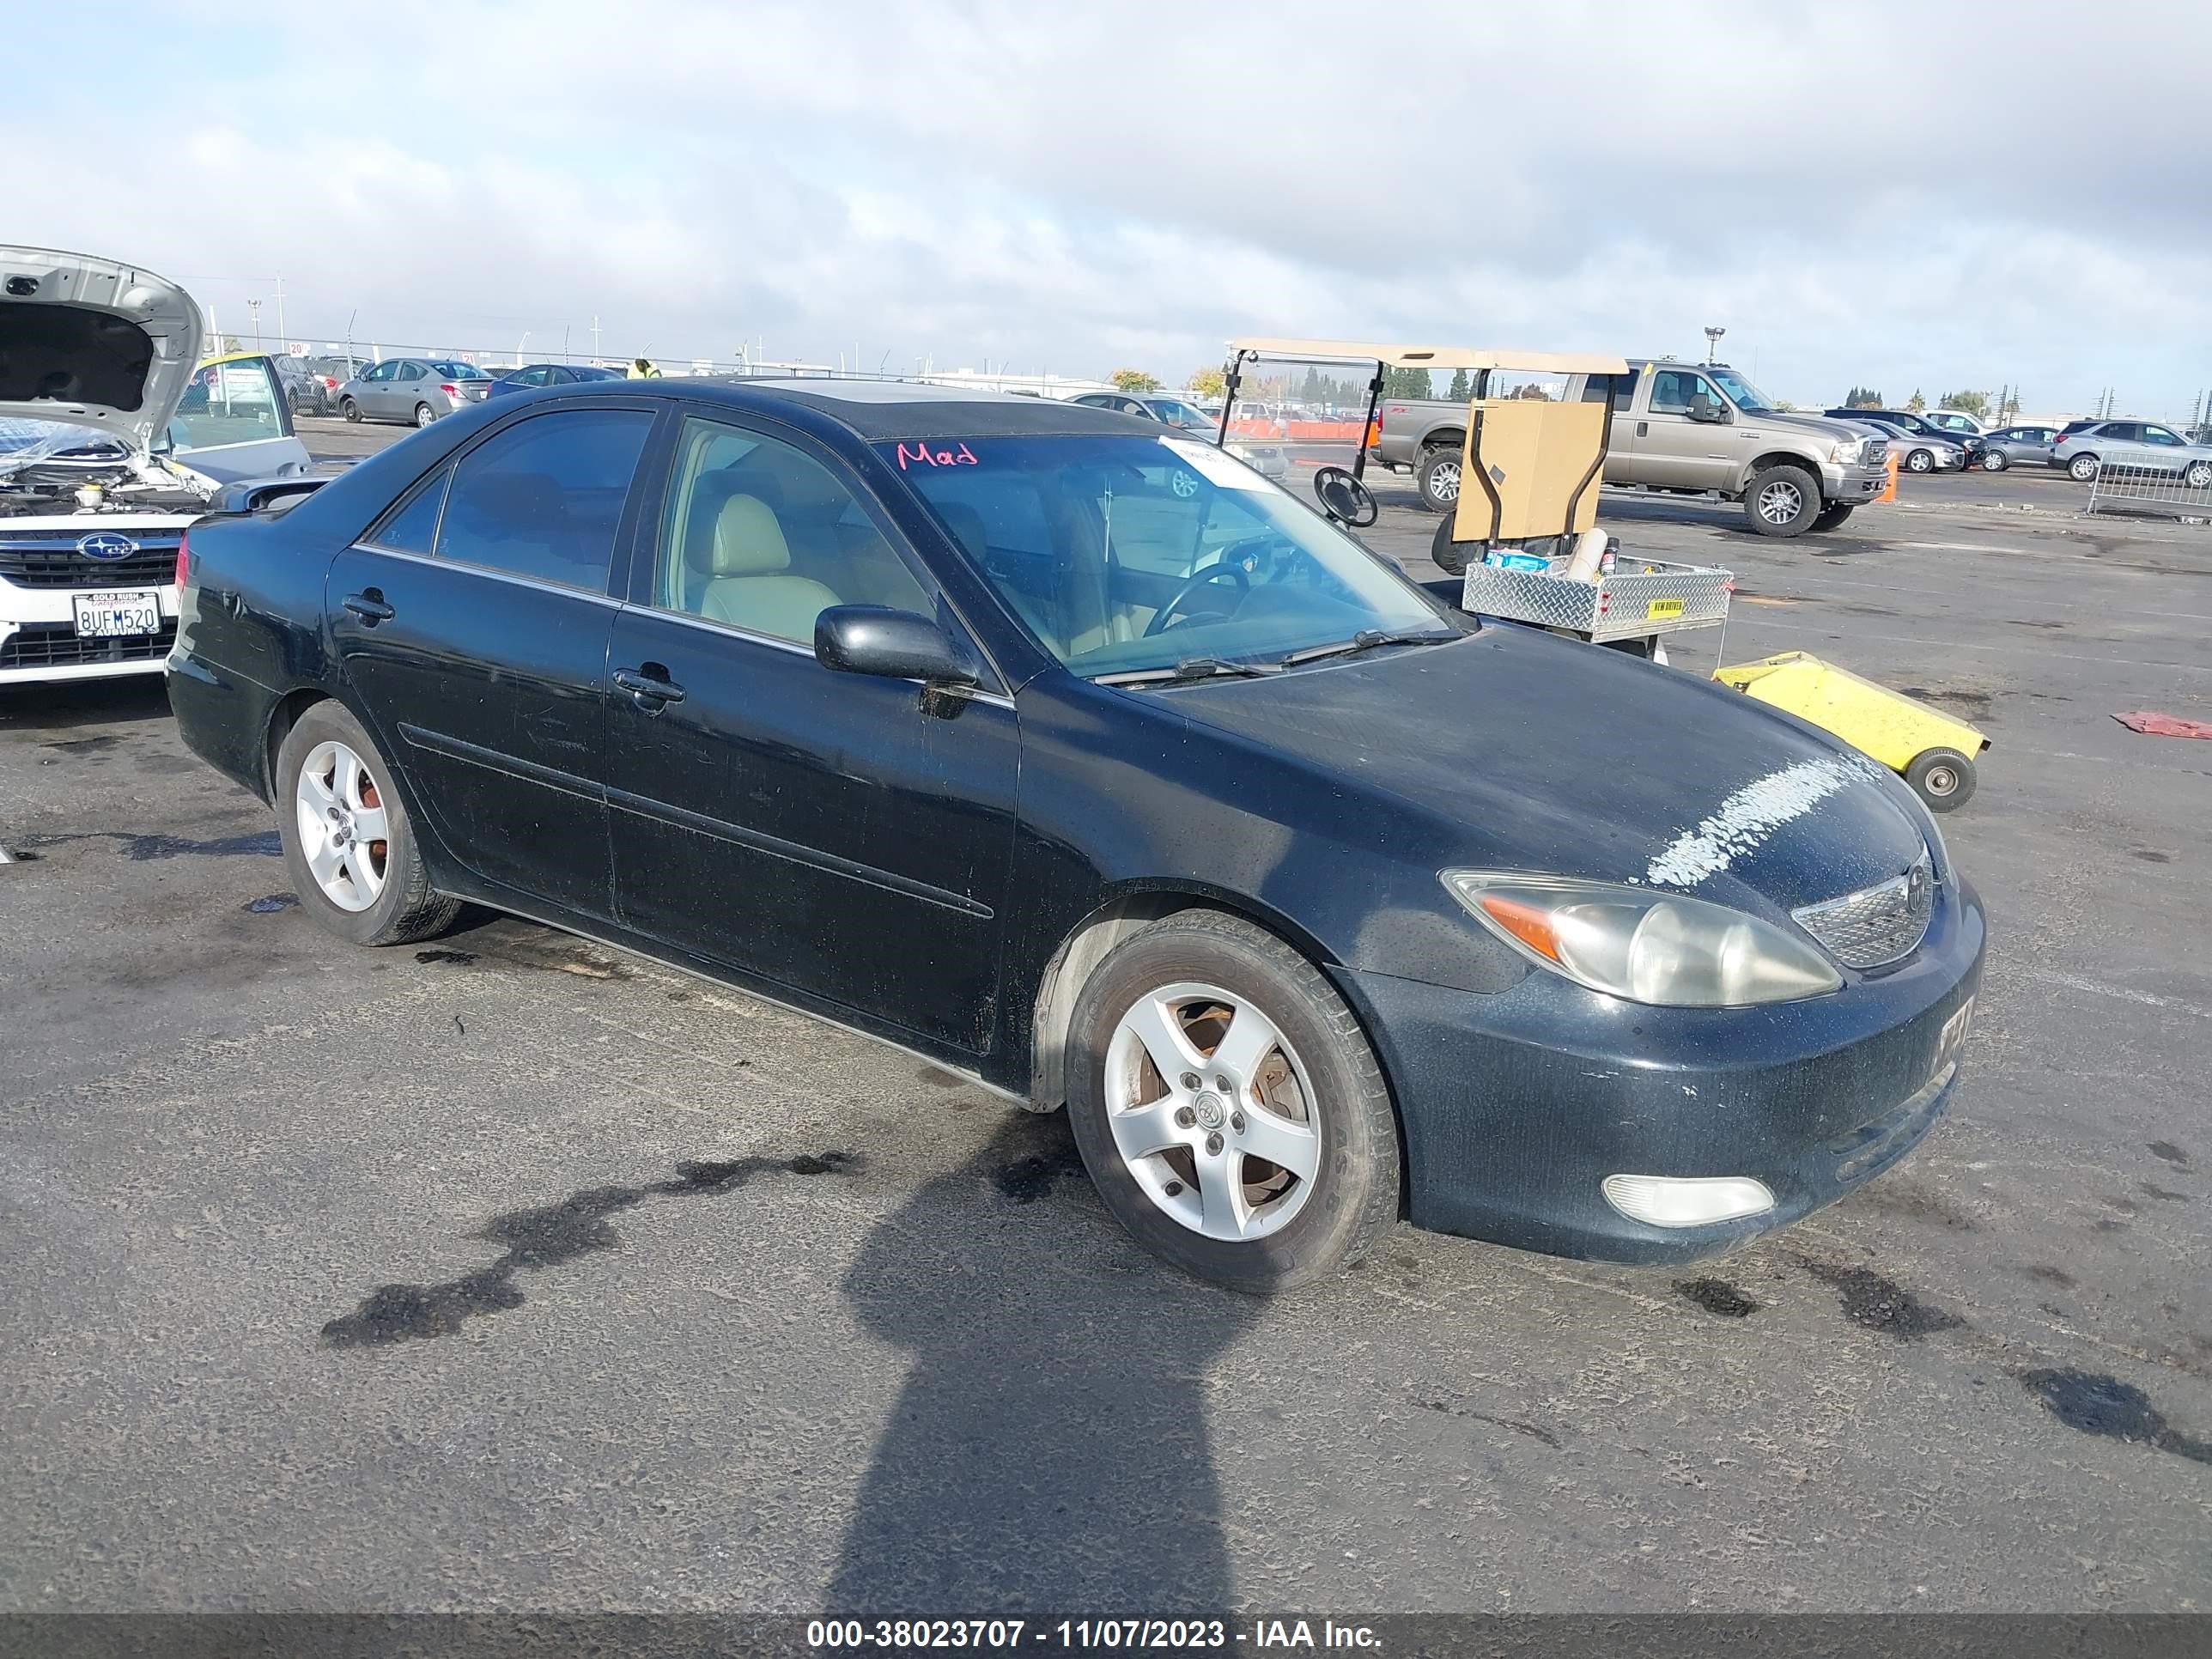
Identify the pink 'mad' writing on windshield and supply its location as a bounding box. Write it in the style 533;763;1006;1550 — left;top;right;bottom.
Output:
894;441;979;470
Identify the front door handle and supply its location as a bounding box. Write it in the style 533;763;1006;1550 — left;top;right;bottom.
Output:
343;592;395;624
1637;420;1649;438
613;665;686;709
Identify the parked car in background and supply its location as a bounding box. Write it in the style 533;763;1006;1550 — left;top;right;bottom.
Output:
484;362;627;399
336;358;495;427
1824;410;1971;473
1973;424;2062;471
2048;420;2212;486
1921;410;1990;439
167;377;1982;1290
1069;391;1291;480
303;353;375;401
270;354;331;416
2;246;314;688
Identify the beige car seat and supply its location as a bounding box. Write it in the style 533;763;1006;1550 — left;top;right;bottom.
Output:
696;494;840;642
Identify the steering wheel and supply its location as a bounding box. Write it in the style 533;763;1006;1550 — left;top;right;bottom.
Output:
1143;561;1249;636
1312;466;1378;527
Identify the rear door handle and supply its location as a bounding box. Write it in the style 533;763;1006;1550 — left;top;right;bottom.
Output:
343;592;395;624
1636;421;1649;438
613;666;686;708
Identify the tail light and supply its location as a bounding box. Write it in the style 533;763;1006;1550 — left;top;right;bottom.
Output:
441;382;461;399
173;531;189;592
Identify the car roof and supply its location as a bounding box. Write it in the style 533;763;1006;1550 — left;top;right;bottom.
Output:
534;376;1147;441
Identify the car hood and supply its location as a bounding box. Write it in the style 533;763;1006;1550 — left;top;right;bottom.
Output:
1161;625;1932;916
1741;409;1880;446
0;246;204;459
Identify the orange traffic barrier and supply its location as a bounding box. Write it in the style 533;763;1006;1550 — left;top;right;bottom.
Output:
1876;451;1899;503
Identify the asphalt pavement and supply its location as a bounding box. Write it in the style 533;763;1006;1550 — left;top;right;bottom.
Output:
3;420;2209;1613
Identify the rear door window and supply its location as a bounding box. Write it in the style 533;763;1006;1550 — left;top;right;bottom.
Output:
434;409;653;593
170;359;288;450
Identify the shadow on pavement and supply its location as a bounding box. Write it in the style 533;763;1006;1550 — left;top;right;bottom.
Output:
829;1113;1250;1613
0;676;172;732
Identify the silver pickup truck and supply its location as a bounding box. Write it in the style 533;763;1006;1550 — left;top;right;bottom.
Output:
1373;359;1891;538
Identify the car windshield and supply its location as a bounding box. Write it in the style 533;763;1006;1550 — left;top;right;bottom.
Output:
1705;368;1776;411
883;433;1451;680
1145;399;1215;430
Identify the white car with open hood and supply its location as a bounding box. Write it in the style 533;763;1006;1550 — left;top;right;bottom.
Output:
0;247;314;685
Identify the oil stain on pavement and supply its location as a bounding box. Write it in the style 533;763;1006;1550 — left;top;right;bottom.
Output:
322;1152;858;1348
1676;1278;1759;1318
243;893;299;915
990;1114;1089;1205
1798;1259;1965;1339
18;829;281;860
2017;1369;2212;1465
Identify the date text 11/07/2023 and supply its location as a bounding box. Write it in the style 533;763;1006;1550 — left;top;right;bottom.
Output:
804;1619;1382;1650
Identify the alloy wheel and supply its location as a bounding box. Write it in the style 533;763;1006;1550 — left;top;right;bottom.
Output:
1425;459;1461;505
414;403;436;428
1758;478;1806;524
1103;981;1322;1242
295;739;390;912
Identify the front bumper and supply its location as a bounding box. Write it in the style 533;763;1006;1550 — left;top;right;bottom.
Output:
1823;460;1891;501
0;580;179;685
1334;874;1985;1264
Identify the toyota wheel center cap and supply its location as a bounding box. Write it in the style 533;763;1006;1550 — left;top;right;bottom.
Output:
1194;1092;1225;1130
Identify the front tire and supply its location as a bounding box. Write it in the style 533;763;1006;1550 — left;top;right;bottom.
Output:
2069;453;2100;483
1810;503;1856;533
1064;910;1401;1293
341;398;361;422
1906;448;1935;473
1416;446;1462;514
1744;464;1821;537
2185;460;2212;489
276;702;460;947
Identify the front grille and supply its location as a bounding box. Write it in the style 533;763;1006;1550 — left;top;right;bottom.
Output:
1793;853;1934;969
0;619;177;671
0;532;180;590
1861;438;1887;466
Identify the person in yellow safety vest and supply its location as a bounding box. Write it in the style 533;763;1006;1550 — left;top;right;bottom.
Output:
626;357;662;379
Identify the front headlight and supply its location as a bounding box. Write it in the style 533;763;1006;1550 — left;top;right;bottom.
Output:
1440;870;1843;1006
1829;440;1860;465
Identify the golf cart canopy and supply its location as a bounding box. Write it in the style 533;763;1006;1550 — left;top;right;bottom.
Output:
1226;338;1628;376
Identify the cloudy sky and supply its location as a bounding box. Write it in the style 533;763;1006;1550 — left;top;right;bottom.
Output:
17;1;2210;416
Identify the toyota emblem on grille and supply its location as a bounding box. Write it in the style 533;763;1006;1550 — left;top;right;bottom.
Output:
76;532;140;562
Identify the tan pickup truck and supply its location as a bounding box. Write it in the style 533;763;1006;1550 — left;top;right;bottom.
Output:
1375;359;1893;538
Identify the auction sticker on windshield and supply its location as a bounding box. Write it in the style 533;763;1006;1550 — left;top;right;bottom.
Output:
1160;436;1265;490
73;592;161;638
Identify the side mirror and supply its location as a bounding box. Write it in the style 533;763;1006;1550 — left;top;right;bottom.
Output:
814;605;981;688
1686;396;1727;424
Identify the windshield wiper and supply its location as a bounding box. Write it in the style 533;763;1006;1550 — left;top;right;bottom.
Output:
1094;656;1285;686
1280;628;1455;667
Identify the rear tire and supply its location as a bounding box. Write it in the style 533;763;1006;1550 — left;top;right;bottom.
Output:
2069;453;2100;483
341;398;361;422
1063;910;1401;1293
1905;747;1976;813
1980;449;2007;471
1810;503;1856;533
1430;514;1470;576
1744;464;1821;537
276;702;460;947
413;402;437;428
1416;446;1463;514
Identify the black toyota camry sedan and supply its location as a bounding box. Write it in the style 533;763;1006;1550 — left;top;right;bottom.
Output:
167;379;1984;1291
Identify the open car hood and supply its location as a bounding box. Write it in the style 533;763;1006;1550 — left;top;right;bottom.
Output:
0;246;204;459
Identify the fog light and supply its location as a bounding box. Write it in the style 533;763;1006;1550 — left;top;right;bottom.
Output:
1601;1173;1776;1228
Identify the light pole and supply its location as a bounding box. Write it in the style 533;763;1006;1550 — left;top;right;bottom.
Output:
1704;325;1725;366
247;299;263;350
